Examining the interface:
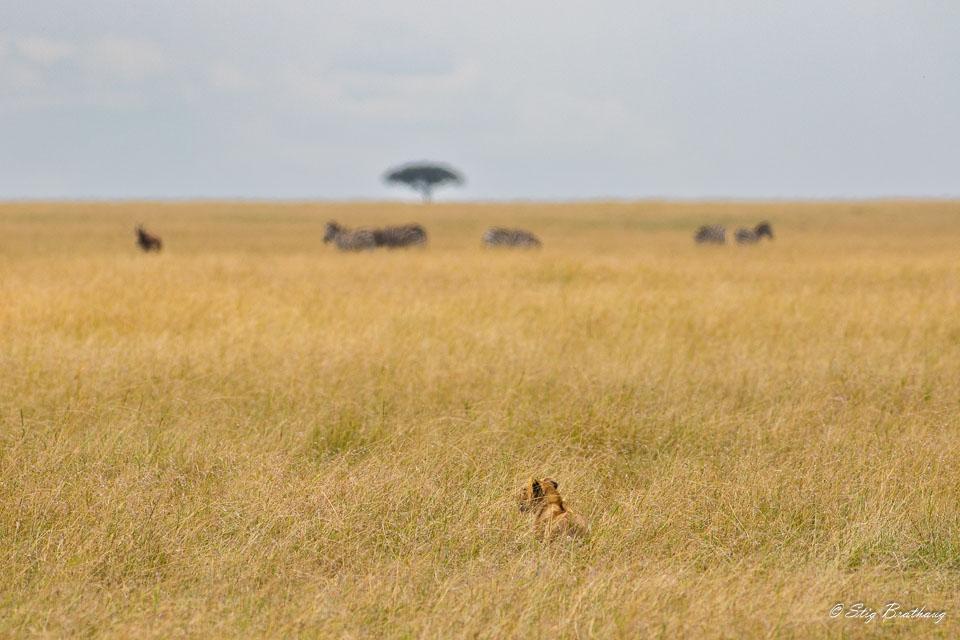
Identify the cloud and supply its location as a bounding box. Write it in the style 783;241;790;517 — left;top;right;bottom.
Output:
15;36;76;64
1;0;959;198
0;35;174;115
210;62;257;92
4;61;44;90
275;60;481;126
279;68;343;104
89;37;169;79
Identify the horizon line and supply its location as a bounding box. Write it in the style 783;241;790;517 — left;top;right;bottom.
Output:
2;195;960;205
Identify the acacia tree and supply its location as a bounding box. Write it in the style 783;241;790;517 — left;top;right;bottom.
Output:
383;162;464;202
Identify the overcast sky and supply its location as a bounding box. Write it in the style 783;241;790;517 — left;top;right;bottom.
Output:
1;1;957;200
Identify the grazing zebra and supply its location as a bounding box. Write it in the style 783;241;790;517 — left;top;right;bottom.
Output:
734;221;775;244
694;225;726;245
135;225;162;252
323;221;378;251
482;227;542;248
374;223;428;248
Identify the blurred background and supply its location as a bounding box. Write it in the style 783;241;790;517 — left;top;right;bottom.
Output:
1;0;958;201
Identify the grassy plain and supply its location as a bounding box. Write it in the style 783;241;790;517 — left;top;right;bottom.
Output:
1;200;959;638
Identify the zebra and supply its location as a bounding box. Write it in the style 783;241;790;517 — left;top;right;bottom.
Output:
374;223;428;248
323;221;378;251
694;225;726;245
135;225;162;252
734;221;774;244
482;227;542;248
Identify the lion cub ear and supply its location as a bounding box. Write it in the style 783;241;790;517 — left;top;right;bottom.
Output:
531;479;543;498
543;478;559;489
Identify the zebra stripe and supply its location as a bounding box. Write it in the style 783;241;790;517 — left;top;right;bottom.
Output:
482;227;542;248
694;225;726;245
735;221;774;244
323;221;378;251
374;224;428;248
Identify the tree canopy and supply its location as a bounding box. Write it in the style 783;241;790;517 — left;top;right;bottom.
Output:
383;162;464;201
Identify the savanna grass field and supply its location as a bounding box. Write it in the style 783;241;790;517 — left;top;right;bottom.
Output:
2;200;959;638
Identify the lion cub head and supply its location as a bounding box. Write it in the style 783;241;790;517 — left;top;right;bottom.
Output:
519;477;560;513
518;477;590;540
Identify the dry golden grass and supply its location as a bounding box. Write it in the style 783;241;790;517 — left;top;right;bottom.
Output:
1;200;959;638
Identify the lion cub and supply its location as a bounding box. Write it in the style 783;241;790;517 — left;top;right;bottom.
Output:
518;477;590;540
